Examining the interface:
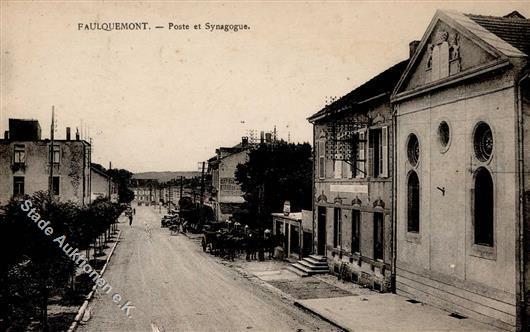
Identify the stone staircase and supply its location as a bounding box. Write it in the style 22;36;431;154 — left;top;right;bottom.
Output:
287;255;329;277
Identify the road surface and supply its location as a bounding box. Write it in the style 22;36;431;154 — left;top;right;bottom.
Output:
78;205;336;331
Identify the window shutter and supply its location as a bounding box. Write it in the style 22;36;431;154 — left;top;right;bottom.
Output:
368;131;373;178
381;126;388;177
358;131;366;178
334;160;342;179
318;141;326;179
345;160;353;179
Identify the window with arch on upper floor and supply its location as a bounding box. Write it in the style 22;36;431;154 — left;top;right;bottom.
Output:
407;171;420;233
473;122;493;162
407;134;420;167
473;167;494;247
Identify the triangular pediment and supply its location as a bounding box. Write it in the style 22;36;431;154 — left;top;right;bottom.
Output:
393;10;521;99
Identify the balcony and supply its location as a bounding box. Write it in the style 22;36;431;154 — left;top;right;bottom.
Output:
11;163;26;172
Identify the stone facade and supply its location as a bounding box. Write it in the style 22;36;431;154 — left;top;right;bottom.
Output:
90;166;118;202
209;144;250;221
391;10;529;331
133;186;160;205
0;129;91;206
308;60;407;292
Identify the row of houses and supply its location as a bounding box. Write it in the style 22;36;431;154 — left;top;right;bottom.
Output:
305;9;529;331
207;130;289;221
0;118;118;206
132;182;194;207
207;137;252;221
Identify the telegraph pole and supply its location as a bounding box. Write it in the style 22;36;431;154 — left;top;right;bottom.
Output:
48;106;55;196
200;161;205;206
108;161;112;199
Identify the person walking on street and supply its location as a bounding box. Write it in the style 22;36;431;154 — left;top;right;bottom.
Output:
126;208;133;226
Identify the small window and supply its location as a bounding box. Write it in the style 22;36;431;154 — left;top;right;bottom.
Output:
51;145;60;164
368;128;388;177
352;210;361;253
474;123;493;162
438;121;450;148
14;144;26;164
318;140;326;179
13;177;24;196
333;208;342;248
474;167;494;247
52;176;60;196
407;171;420;233
354;130;367;178
407;134;420;167
369;128;382;177
374;212;384;260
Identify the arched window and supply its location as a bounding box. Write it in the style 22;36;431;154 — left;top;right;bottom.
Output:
407;171;420;233
474;167;494;246
473;122;493;162
407;134;420;167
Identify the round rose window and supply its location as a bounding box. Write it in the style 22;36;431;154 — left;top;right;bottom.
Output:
474;122;493;162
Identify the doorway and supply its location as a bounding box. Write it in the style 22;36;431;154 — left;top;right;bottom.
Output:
317;207;327;255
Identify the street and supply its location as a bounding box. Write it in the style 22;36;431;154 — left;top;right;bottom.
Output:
78;205;336;332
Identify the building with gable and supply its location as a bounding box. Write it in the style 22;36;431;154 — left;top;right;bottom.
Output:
391;10;529;330
90;164;118;202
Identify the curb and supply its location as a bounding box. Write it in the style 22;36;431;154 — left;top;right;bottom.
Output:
232;264;348;331
187;235;348;331
66;229;122;332
293;301;350;332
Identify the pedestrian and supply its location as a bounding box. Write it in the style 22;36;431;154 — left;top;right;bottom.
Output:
128;213;133;226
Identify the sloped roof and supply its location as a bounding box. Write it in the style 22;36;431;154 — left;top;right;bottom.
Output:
392;9;528;101
90;163;110;178
308;59;408;122
439;10;526;58
466;12;530;56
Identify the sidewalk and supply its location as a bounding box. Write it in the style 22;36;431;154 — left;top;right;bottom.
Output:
186;233;503;332
295;293;501;332
46;217;124;332
225;257;502;332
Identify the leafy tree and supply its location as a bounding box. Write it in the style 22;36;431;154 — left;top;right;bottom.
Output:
0;192;124;331
107;168;135;203
235;141;312;229
0;192;75;330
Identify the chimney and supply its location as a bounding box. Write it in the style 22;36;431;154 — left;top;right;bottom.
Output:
265;132;272;143
260;131;265;144
9;119;41;140
75;127;80;140
66;127;71;141
4;131;8;140
409;40;420;58
241;136;249;146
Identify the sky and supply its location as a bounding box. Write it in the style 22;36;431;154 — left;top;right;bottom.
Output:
1;1;528;172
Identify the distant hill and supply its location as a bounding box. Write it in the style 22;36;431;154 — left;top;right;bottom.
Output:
132;171;201;182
